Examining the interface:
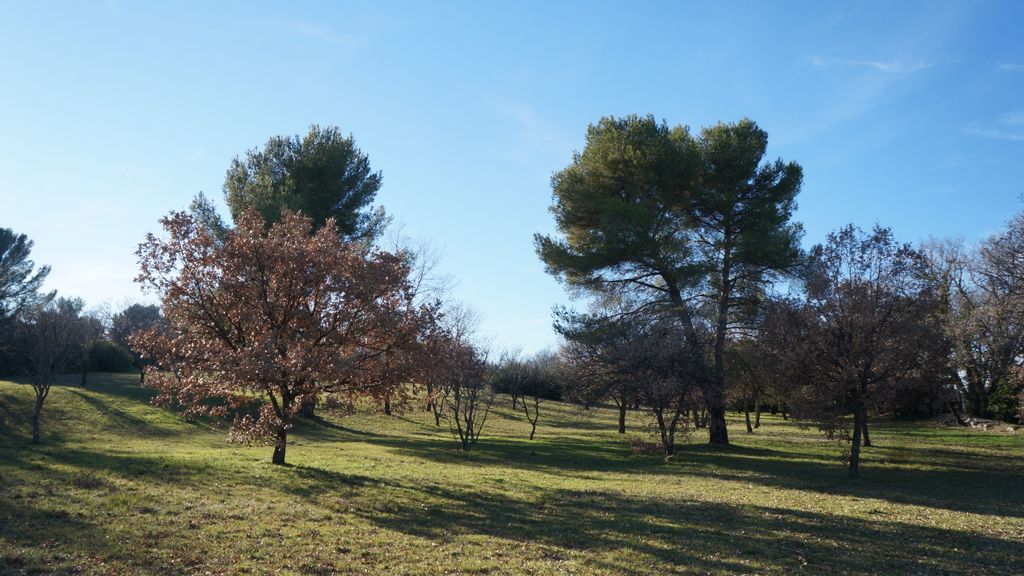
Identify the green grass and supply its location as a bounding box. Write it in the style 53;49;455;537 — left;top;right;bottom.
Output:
1;373;1022;575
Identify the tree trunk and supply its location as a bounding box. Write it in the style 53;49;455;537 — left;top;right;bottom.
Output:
969;391;986;418
299;401;315;418
666;280;726;444
654;409;673;456
139;368;145;384
947;401;968;426
849;406;864;478
80;368;88;388
745;408;753;434
709;249;732;447
754;394;761;428
781;406;788;420
707;400;729;445
617;403;627;434
32;394;44;444
384;397;392;416
511;394;518;409
861;416;871;447
271;428;288;465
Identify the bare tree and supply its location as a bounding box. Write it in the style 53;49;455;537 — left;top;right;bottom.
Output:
422;305;497;451
18;297;90;443
559;308;702;456
924;217;1024;422
794;225;948;478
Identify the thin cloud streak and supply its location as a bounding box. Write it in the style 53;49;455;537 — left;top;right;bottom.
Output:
964;122;1024;142
808;55;939;74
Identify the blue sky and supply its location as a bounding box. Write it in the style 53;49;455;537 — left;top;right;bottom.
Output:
2;1;1022;353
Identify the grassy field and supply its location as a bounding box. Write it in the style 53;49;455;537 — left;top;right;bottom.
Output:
1;373;1022;575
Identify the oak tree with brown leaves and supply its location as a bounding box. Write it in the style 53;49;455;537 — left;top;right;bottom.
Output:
131;209;434;465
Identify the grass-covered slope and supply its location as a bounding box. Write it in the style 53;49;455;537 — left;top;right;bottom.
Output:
1;374;1022;575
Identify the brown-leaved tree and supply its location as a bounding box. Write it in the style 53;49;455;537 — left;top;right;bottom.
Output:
132;209;433;465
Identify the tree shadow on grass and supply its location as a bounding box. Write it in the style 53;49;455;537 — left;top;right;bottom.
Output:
329;421;1024;521
350;481;1024;575
67;390;185;438
678;442;1024;520
52;372;155;404
353;432;670;478
0;473;195;575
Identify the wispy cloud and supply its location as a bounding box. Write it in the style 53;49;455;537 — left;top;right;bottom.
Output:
490;101;570;167
807;55;939;74
1000;110;1024;126
965;110;1024;142
996;61;1024;72
285;21;363;47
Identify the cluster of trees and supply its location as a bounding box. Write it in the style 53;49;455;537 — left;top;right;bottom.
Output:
0;227;164;442
130;125;564;463
538;115;1024;477
7;119;1023;478
537;115;803;450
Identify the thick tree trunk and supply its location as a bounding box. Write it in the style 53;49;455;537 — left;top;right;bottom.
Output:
299;400;315;418
617;403;627;434
709;249;733;447
271;428;288;465
707;400;729;445
849;406;864;478
861;416;871;447
384;397;392;416
745;408;753;434
781;406;788;420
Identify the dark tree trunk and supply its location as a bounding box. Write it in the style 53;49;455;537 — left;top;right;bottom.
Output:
947;401;968;426
617;403;627;434
745;408;753;434
781;406;788;420
139;368;145;384
299;401;315;418
32;394;44;444
709;250;732;447
861;416;871;447
80;368;88;388
754;394;761;428
511;394;518;409
271;428;288;465
384;397;392;416
707;401;729;444
654;409;671;455
849;406;864;478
